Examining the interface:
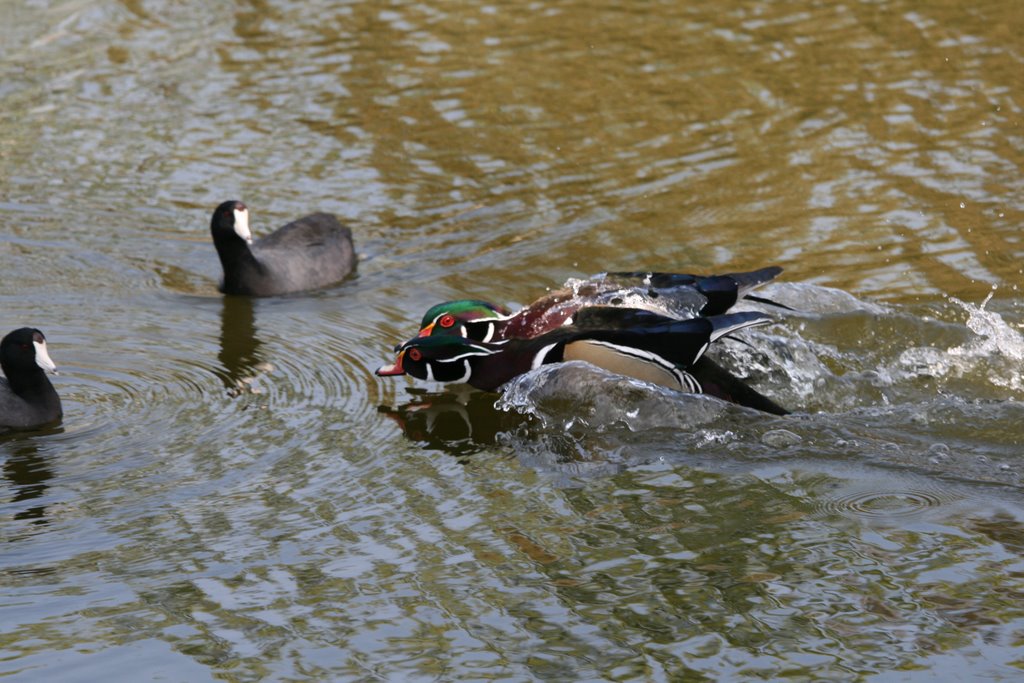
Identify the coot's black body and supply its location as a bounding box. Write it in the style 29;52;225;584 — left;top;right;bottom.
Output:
0;328;62;431
210;200;356;297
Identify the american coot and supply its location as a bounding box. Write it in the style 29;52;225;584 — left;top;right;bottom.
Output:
0;328;62;430
210;200;356;297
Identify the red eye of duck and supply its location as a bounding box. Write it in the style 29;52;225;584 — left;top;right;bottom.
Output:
408;348;422;361
439;314;456;328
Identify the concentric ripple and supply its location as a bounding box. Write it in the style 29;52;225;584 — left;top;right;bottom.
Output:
811;476;964;524
819;489;949;520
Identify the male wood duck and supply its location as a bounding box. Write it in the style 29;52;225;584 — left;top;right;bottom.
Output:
415;266;786;343
377;308;789;415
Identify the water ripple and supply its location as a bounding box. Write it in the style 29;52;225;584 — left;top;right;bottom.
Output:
815;487;955;522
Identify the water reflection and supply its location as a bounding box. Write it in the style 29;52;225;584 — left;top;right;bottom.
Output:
216;295;265;394
1;436;55;528
970;513;1024;555
379;387;527;458
2;0;1024;678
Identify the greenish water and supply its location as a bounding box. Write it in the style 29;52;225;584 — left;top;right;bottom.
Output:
2;0;1024;680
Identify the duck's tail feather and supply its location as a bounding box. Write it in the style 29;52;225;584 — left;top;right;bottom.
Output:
690;357;790;415
725;265;783;295
742;293;797;312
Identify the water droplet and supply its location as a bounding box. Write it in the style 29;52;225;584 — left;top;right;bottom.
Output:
761;429;802;448
927;443;950;464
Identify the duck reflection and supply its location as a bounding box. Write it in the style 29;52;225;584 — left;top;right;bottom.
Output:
380;388;529;458
2;436;54;526
217;295;266;394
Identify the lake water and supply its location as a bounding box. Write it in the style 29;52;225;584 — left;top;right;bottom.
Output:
2;0;1024;680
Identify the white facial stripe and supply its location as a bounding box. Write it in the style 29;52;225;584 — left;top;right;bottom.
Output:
233;207;252;244
411;342;493;382
481;323;495;343
426;358;473;384
33;340;57;374
455;360;471;384
439;347;493;363
468;310;515;323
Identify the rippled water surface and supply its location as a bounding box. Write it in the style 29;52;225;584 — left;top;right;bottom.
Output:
2;0;1024;680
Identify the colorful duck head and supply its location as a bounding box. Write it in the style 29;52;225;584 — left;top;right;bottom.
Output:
416;300;512;342
377;335;499;384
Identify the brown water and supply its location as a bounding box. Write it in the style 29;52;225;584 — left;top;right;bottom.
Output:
2;0;1024;680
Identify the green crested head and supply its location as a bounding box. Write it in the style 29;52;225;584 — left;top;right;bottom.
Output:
418;299;512;341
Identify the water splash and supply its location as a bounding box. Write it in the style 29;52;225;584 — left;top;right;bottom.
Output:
497;361;729;431
759;282;889;315
525;273;712;333
709;330;839;406
897;290;1024;393
951;291;1024;349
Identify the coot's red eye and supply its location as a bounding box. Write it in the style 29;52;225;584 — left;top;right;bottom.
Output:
408;348;422;361
439;314;456;328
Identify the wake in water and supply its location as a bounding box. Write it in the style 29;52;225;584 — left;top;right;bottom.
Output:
381;283;1024;486
492;284;1024;412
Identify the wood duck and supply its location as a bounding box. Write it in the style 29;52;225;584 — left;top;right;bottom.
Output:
378;308;789;414
415;266;786;343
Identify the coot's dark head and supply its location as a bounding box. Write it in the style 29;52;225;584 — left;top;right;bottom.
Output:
1;328;58;379
210;200;252;245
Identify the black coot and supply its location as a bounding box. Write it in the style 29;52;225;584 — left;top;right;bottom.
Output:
210;200;356;296
0;328;62;431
